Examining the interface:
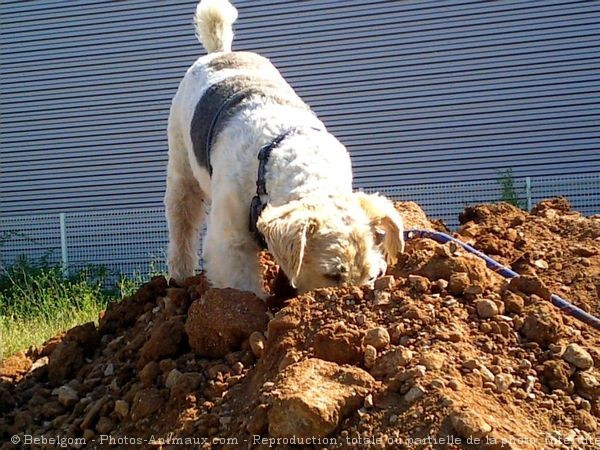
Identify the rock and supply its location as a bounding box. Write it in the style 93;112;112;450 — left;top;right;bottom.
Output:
315;322;363;365
53;385;79;408
47;341;84;386
520;302;562;346
130;388;164;421
114;400;130;420
574;410;597;432
494;373;514;393
246;405;268;435
170;372;202;401
138;317;186;368
139;361;160;387
185;288;269;357
404;385;426;403
165;369;183;389
448;272;470;295
371;346;413;378
103;363;114;377
95;416;114;434
0;352;32;382
419;352;445;371
80;398;108;430
574;371;600;400
449;410;492;440
476;300;499;319
363;327;390;350
267;358;375;439
374;275;395;290
249;331;266;358
508;275;552;300
541;360;570;391
408;274;430;293
41;400;65;419
83;429;95;441
563;344;594;370
502;291;524;314
364;345;377;369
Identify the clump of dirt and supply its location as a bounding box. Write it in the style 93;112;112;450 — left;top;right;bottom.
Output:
1;199;599;450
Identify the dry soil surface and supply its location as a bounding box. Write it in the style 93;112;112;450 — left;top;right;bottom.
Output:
1;199;599;450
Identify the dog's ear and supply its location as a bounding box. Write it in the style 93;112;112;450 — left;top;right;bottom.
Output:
257;202;318;287
356;192;405;265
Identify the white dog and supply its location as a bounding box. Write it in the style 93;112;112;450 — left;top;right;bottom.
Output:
165;0;404;297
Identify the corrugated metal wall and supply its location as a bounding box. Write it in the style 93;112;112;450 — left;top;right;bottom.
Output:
1;0;599;216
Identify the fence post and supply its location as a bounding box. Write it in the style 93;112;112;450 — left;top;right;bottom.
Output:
59;213;69;276
525;176;532;211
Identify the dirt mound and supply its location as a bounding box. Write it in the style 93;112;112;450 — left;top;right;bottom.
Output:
1;200;599;449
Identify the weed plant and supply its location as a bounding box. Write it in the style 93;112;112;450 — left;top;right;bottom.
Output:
0;258;159;359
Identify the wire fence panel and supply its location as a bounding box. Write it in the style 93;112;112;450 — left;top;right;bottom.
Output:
0;214;62;268
1;175;598;280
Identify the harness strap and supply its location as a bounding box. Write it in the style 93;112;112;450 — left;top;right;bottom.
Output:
249;126;323;248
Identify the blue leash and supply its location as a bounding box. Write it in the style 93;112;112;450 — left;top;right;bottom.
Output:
404;229;600;331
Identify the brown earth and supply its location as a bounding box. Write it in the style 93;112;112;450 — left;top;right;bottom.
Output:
1;199;599;450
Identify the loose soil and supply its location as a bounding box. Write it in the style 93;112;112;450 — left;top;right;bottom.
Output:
1;199;599;450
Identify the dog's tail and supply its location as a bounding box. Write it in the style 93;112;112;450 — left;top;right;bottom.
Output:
194;0;238;53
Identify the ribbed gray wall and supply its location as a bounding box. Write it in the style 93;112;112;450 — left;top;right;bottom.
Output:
1;0;599;216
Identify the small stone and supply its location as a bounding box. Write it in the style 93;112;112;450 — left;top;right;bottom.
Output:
476;300;499;319
249;331;266;358
408;275;430;293
95;416;114;434
419;352;445;371
433;279;449;292
462;359;479;371
246;405;268;435
533;259;549;270
448;379;460;390
574;410;597;432
494;373;514;393
563;344;594;370
364;345;377;369
503;291;524;314
80;398;107;430
114;400;129;420
574;371;600;400
165;369;183;389
83;429;95;441
373;290;391;306
371;346;413;377
449;410;492;439
389;414;398;424
103;363;114;377
464;285;484;296
430;379;445;389
130;388;164;421
54;386;79;408
139;361;160;387
374;275;395;290
404;385;426;403
364;327;390;350
363;394;374;408
479;365;495;383
448;273;470;295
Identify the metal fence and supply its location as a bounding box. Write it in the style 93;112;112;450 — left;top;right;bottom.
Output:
1;174;598;281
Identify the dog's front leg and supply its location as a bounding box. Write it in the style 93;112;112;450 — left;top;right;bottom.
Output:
203;222;267;299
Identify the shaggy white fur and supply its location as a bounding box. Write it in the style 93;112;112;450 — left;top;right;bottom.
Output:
166;0;405;297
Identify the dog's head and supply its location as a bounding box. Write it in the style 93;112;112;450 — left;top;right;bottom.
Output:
257;192;404;293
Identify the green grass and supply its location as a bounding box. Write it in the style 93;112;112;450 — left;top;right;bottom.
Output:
0;260;151;359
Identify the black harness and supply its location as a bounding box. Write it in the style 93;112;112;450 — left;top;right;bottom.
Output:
249;129;297;248
191;76;321;249
248;126;324;249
